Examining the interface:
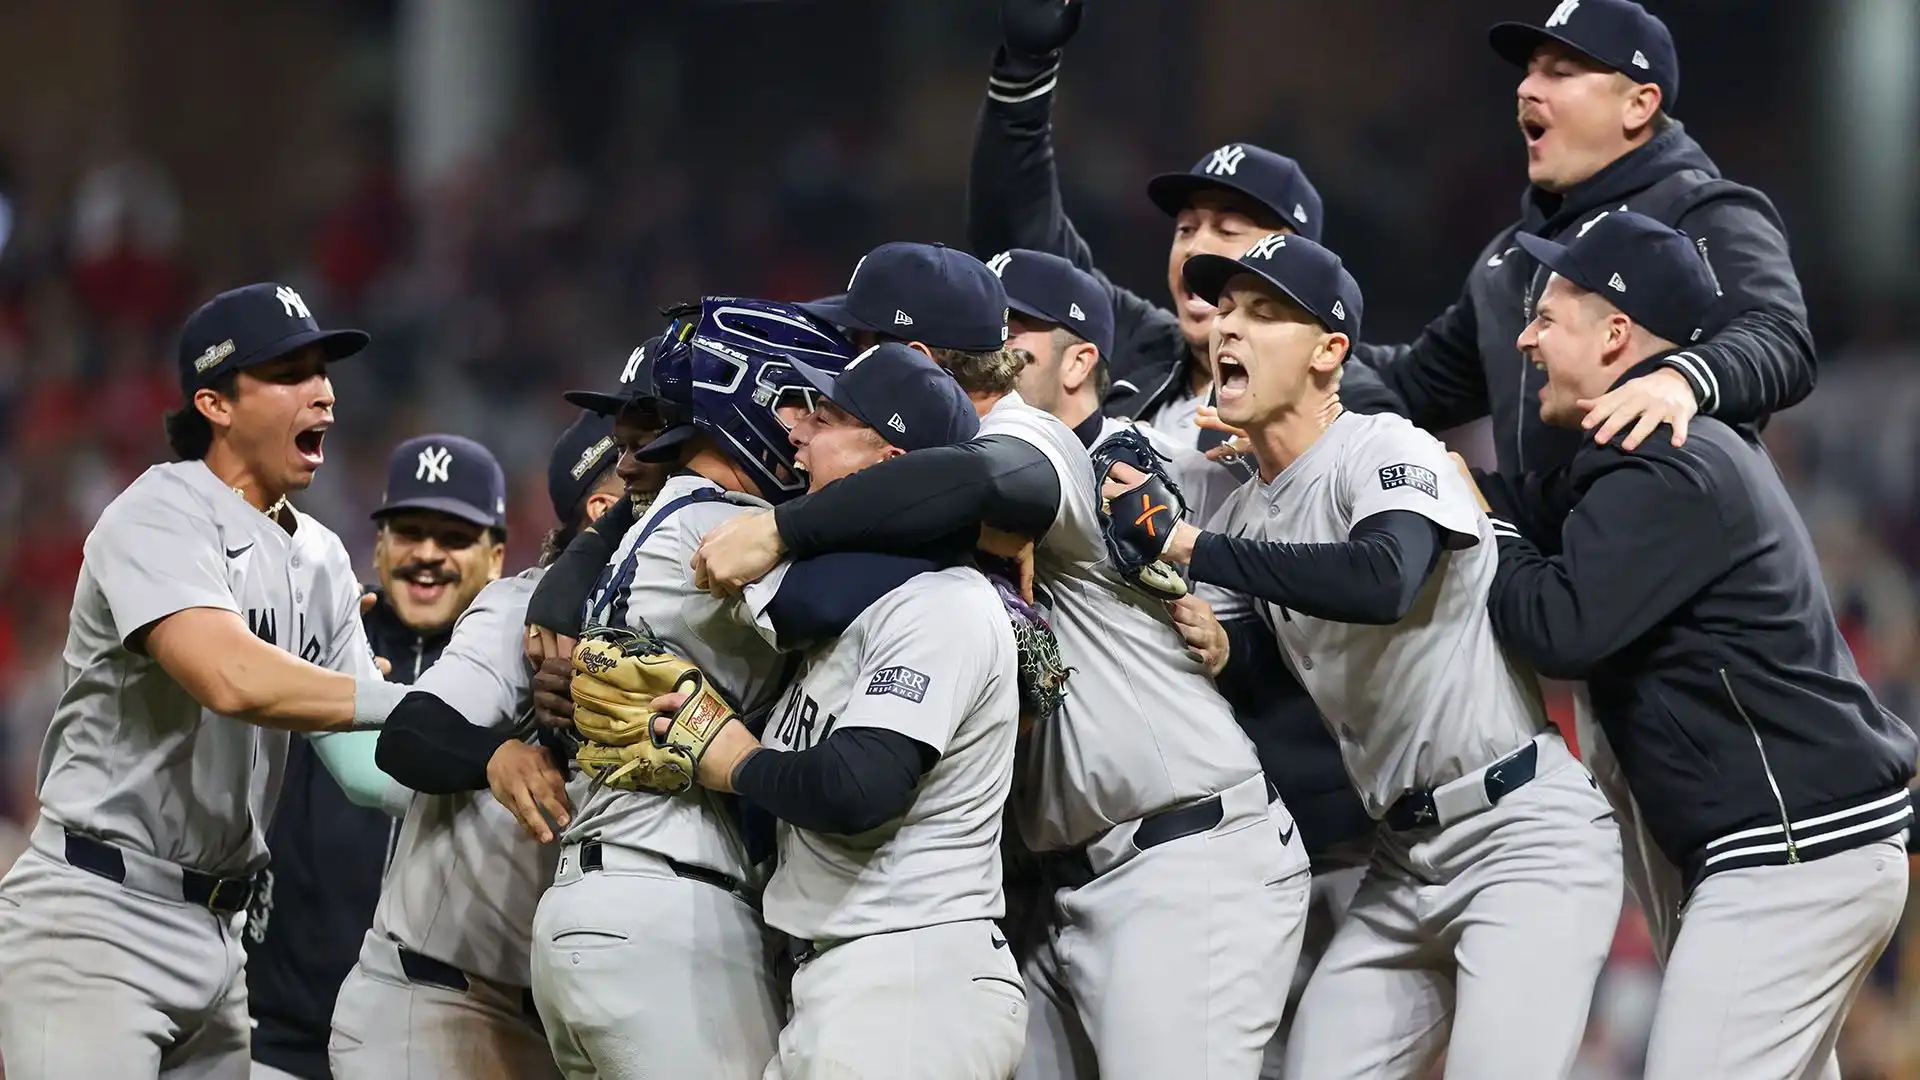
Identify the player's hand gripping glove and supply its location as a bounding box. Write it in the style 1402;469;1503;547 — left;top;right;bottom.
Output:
1093;428;1191;601
569;627;738;794
1002;0;1083;57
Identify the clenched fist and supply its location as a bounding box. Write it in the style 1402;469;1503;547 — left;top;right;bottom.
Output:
1003;0;1084;58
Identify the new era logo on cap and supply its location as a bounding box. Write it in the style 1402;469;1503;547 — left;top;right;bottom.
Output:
1609;273;1627;292
1331;300;1347;321
894;310;914;326
1632;49;1649;68
1293;203;1309;224
888;413;906;434
1068;302;1087;321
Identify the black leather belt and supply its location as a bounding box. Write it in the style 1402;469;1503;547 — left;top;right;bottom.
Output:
578;839;744;897
63;832;258;915
395;941;540;1018
1384;740;1540;833
1046;793;1226;888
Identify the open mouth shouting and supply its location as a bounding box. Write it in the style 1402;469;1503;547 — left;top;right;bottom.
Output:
294;423;328;468
1519;110;1551;156
1215;352;1251;402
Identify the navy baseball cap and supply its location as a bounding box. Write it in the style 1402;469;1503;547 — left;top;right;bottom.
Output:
800;242;1010;353
1182;232;1364;342
565;331;675;417
373;434;507;531
1491;0;1680;110
792;343;980;452
177;282;369;394
1147;144;1323;241
987;249;1114;359
547;412;620;523
1515;210;1719;345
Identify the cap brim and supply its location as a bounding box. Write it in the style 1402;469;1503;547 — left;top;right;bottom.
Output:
563;389;630;416
372;496;499;529
239;326;370;370
1513;232;1597;294
790;358;844;406
1146;173;1288;226
635;423;699;463
1489;21;1618;74
1005;296;1060;327
1181;253;1329;330
797;296;883;336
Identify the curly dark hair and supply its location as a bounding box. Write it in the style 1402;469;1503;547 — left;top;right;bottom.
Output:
163;371;238;461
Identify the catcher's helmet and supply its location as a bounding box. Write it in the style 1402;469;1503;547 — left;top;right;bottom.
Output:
640;297;854;503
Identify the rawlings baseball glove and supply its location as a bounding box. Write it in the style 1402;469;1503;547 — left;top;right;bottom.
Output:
1092;428;1190;601
570;626;738;794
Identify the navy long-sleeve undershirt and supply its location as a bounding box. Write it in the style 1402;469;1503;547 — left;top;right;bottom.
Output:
1190;509;1446;625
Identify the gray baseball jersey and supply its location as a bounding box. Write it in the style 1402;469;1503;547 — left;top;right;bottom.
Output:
755;567;1019;942
1202;412;1550;816
979;394;1260;851
1093;416;1245;538
36;461;377;875
374;568;588;987
562;473;793;883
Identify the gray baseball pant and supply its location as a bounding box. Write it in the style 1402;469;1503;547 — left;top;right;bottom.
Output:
329;932;560;1080
530;842;780;1080
0;832;251;1080
1282;741;1624;1080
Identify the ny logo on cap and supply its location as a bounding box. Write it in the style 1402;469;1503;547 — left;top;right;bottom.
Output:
1245;233;1288;261
416;446;453;484
1069;302;1087;321
986;252;1013;277
1545;0;1581;28
620;345;646;383
1205;145;1247;177
275;286;311;320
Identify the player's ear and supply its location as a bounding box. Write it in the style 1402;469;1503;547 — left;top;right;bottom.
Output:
483;533;507;581
193;386;235;431
1063;343;1099;394
583;490;619;525
905;341;936;362
1311;333;1349;374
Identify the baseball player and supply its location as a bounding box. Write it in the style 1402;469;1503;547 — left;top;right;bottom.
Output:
249;433;509;1080
526;299;855;1080
697;243;1307;1080
634;342;1031;1078
0;283;411;1080
1105;234;1623;1080
969;0;1401;443
325;409;655;1080
1471;211;1914;1079
992;247;1376;1071
1364;0;1813;473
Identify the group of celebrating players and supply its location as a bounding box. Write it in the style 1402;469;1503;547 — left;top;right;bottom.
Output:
2;2;1916;1079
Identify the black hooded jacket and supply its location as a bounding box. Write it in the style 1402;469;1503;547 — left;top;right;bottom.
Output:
1361;122;1815;475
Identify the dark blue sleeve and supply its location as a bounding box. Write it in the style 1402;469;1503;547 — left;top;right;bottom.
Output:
763;554;944;647
1190;509;1444;625
734;727;937;835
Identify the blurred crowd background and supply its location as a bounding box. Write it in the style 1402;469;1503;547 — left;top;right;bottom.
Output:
0;1;1916;1076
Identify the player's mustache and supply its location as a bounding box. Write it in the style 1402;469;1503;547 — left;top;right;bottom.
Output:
396;562;459;586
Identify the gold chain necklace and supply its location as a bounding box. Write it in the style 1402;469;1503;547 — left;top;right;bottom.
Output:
233;486;288;519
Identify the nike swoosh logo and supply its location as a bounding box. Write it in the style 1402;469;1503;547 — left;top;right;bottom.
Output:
1278;821;1297;847
225;544;253;559
990;936;1009;950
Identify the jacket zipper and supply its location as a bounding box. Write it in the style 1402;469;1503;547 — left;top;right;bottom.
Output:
1719;667;1799;863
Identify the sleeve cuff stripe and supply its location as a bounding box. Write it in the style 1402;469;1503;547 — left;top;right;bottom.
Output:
1667;352;1719;414
988;66;1060;91
987;77;1058;104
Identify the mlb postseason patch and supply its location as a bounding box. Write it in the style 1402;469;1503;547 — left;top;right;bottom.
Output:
1379;463;1438;499
866;665;931;704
